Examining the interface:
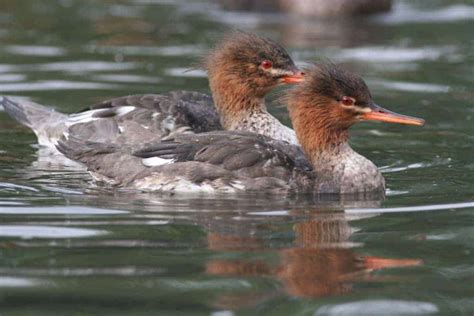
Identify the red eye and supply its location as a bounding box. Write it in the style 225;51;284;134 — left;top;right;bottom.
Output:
261;60;272;69
341;96;354;106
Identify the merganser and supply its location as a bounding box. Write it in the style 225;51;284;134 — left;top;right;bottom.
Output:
56;63;424;195
204;32;302;144
1;32;303;153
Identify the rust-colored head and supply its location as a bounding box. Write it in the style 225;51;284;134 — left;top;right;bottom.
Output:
287;64;424;152
204;32;304;98
289;63;424;128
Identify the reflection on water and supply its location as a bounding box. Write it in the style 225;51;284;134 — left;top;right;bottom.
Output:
0;0;473;314
205;211;422;306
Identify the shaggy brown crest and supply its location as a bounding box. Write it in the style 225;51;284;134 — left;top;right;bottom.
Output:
299;63;372;107
203;32;302;127
203;32;298;84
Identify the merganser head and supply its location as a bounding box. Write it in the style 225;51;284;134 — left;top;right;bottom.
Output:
204;32;304;98
288;64;425;130
287;64;424;153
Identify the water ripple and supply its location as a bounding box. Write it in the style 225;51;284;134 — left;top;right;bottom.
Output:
377;4;474;24
315;299;438;315
0;206;128;215
347;201;474;215
0;276;44;288
164;67;207;78
0;225;108;238
0;74;26;82
87;45;205;57
0;201;26;206
92;74;162;83
380;157;452;173
369;79;451;93
35;61;138;72
335;46;456;63
0;182;39;192
0;81;120;92
0;61;138;73
4;45;66;57
0;267;164;277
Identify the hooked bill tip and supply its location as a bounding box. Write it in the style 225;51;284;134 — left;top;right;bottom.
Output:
363;104;425;126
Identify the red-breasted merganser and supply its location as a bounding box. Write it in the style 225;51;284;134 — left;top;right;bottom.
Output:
1;32;303;152
56;63;424;195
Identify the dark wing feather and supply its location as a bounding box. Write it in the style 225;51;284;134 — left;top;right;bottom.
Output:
82;94;170;111
83;91;220;130
71;92;221;144
133;131;304;179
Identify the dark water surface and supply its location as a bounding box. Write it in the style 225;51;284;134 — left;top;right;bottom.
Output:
0;0;473;315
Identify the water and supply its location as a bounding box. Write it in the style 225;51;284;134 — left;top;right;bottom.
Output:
0;0;473;314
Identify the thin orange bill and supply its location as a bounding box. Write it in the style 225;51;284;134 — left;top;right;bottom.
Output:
281;71;305;84
364;256;423;270
362;103;425;126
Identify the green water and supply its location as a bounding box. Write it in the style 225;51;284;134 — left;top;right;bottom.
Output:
0;0;473;315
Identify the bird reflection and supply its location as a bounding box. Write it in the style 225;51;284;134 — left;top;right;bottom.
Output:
204;210;422;308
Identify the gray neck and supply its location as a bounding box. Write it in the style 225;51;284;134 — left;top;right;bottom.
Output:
213;92;267;130
309;143;385;194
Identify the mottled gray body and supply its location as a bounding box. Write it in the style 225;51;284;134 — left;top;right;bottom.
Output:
56;131;384;195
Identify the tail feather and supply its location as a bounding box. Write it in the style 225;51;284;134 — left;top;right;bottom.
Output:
1;96;68;148
2;96;33;128
1;97;64;128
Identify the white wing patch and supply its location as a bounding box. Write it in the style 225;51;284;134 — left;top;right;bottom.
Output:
161;115;176;132
230;180;245;190
114;106;135;116
141;157;175;167
66;106;136;127
66;109;104;126
62;130;70;140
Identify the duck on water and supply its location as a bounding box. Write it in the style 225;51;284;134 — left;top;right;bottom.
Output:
55;64;424;195
1;32;304;153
